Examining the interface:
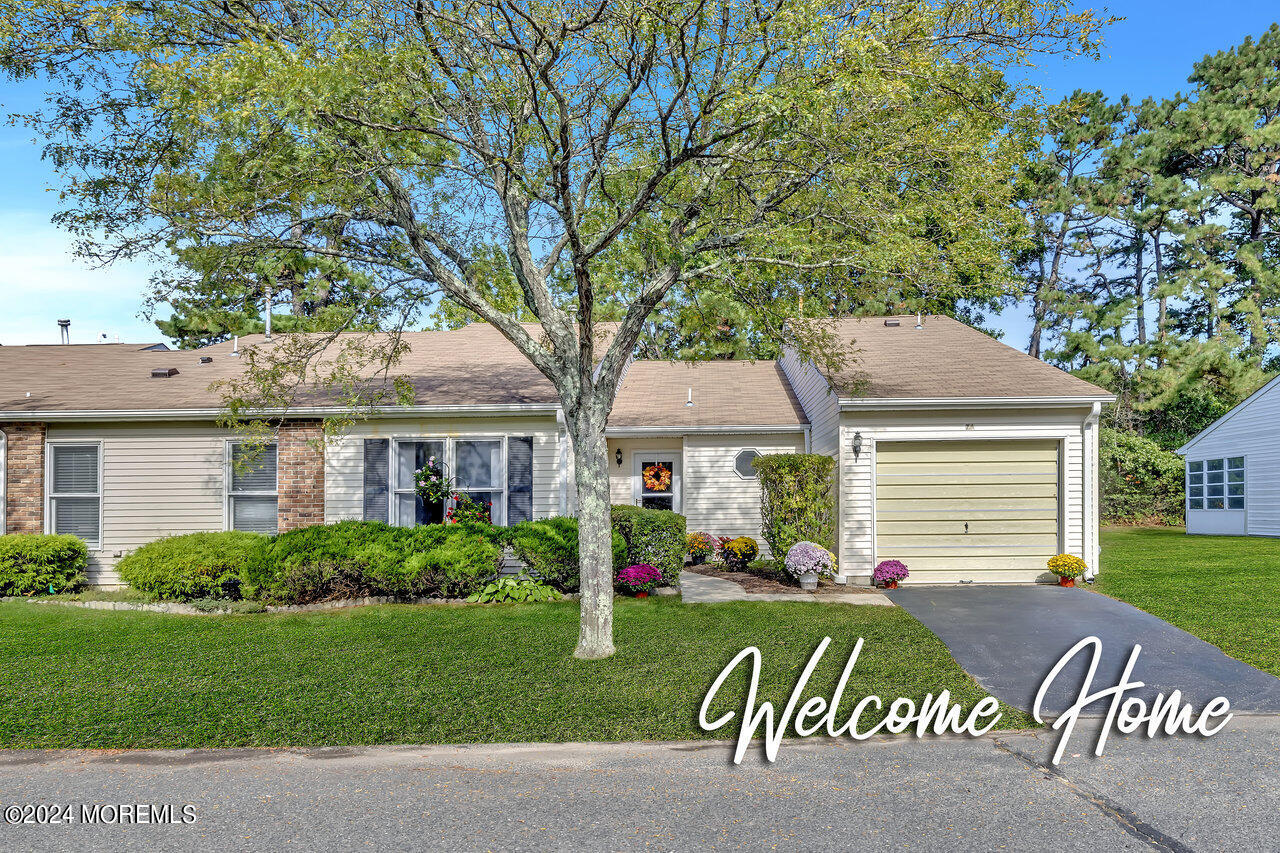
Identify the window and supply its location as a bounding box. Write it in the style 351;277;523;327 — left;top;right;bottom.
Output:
394;439;445;526
228;443;278;534
387;436;534;527
48;443;101;548
1188;457;1244;511
734;449;761;479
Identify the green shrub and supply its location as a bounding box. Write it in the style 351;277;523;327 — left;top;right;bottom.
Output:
754;453;836;557
0;534;87;595
507;516;626;592
610;505;687;585
244;520;506;604
466;574;562;603
1100;428;1186;525
117;532;267;601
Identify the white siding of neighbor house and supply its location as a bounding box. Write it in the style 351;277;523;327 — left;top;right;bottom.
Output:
1180;375;1280;537
46;421;234;587
325;415;562;524
779;348;839;456
682;433;806;556
836;407;1095;584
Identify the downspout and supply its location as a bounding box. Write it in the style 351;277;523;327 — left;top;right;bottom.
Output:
1083;402;1101;581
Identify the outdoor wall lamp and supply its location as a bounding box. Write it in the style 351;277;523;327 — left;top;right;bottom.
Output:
615;449;624;467
852;431;863;461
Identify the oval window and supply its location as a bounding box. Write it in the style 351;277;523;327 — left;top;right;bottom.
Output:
734;449;760;479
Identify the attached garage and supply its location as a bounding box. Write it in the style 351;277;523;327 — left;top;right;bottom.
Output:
874;439;1061;583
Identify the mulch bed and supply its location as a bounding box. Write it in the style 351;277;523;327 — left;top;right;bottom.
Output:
684;564;876;595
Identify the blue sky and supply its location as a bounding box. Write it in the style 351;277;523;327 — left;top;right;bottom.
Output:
0;4;1277;346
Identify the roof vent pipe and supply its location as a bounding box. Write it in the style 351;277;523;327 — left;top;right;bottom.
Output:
264;283;272;341
915;312;923;330
57;319;70;345
232;335;240;356
685;387;694;407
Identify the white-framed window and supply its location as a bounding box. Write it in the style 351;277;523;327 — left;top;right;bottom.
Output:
227;442;279;534
388;436;533;527
47;442;102;549
1188;456;1244;511
733;449;761;480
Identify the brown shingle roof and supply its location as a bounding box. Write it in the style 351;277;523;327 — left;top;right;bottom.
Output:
610;361;807;428
813;315;1111;400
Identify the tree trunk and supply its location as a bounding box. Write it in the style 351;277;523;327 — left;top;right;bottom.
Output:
567;406;616;660
1133;233;1147;346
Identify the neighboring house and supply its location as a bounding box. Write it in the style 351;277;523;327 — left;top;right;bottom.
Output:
0;315;1112;587
1177;373;1280;537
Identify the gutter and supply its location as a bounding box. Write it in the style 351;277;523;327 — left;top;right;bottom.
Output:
605;425;809;436
838;395;1115;411
0;403;564;422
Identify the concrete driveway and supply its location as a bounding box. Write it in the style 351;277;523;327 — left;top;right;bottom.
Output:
886;585;1280;715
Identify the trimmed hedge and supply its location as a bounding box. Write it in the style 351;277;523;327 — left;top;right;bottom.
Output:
754;453;836;557
507;516;627;592
0;534;87;595
242;520;506;604
610;505;687;585
117;532;267;601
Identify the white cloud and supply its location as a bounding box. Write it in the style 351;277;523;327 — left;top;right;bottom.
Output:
0;212;167;345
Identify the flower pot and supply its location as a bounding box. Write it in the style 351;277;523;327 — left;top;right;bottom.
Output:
636;591;649;599
883;580;899;590
1058;576;1075;588
799;572;819;591
691;554;706;566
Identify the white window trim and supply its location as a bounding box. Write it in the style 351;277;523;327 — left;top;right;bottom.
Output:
1187;456;1245;512
733;448;763;481
224;440;280;533
390;436;512;527
632;452;681;513
45;440;104;550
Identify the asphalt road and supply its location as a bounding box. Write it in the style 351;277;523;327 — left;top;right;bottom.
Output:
887;586;1280;714
2;717;1278;852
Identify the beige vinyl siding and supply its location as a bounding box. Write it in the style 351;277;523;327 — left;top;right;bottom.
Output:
682;433;806;556
779;348;839;455
875;439;1059;583
606;438;683;506
47;421;232;587
837;407;1094;584
325;415;562;524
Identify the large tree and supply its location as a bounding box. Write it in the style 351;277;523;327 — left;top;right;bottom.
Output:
1;0;1102;658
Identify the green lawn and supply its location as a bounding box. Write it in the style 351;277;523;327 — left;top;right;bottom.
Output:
0;598;1029;748
1098;526;1280;676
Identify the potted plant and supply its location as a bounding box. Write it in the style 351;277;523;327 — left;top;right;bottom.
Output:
616;563;662;598
873;559;908;589
785;541;836;590
1047;554;1087;587
721;537;759;572
687;532;716;566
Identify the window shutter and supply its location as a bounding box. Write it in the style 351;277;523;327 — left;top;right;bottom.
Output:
507;436;534;524
363;439;390;522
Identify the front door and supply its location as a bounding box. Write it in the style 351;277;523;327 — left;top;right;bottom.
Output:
634;453;680;512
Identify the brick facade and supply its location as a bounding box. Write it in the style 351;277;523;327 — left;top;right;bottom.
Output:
277;419;325;532
2;422;46;534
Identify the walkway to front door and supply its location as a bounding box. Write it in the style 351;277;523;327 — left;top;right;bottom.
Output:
887;586;1280;714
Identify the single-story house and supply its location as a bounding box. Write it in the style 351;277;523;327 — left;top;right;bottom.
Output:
1178;373;1280;536
0;315;1112;586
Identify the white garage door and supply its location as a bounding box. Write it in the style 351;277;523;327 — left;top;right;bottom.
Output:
875;439;1060;583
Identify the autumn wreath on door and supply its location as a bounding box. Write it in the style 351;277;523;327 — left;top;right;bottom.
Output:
642;463;673;492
